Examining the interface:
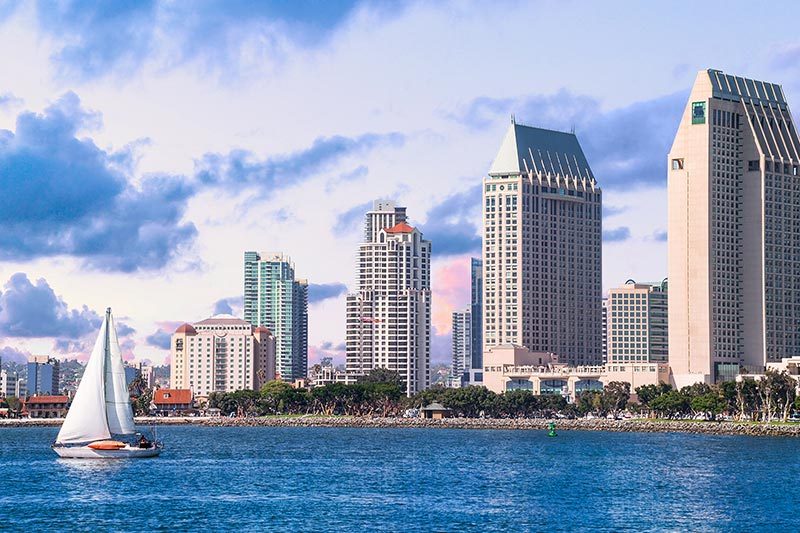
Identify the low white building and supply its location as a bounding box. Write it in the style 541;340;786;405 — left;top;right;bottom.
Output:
482;344;669;400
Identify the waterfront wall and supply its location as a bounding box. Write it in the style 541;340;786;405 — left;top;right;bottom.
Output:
5;416;800;437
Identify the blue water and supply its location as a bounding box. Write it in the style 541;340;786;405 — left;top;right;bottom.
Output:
1;426;798;531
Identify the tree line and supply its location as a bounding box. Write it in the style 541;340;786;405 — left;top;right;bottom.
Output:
206;368;800;423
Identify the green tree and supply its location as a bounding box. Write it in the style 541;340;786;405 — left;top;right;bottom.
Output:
602;381;630;416
650;390;690;419
442;386;497;417
635;383;671;408
690;392;726;421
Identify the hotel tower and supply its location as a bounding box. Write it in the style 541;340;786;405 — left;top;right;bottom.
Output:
668;69;800;386
345;200;431;395
483;119;603;366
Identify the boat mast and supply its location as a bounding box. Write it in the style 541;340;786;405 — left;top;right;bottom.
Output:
104;307;112;433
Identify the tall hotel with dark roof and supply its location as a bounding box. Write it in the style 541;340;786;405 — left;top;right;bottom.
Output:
483;119;603;366
668;69;800;387
345;200;432;395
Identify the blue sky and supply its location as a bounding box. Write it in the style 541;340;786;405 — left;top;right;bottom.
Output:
0;0;799;366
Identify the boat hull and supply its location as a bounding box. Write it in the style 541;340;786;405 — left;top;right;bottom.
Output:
53;444;162;459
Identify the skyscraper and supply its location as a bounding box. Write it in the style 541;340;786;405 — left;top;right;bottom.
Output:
606;280;668;364
668;69;800;385
244;252;308;381
483;119;602;366
27;355;60;395
345;200;431;395
451;308;471;386
470;257;483;370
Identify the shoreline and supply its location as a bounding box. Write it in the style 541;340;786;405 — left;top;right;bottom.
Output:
3;416;800;437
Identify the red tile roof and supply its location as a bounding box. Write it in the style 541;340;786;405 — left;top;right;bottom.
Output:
175;323;197;334
385;222;414;234
153;389;193;405
254;326;272;335
26;395;69;404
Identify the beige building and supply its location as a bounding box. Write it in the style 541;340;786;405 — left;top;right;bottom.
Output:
345;200;431;396
482;345;668;398
171;314;276;396
606;280;668;364
668;69;800;386
484;119;602;366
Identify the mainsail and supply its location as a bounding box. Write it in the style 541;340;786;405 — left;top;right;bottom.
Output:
56;308;135;444
105;312;135;434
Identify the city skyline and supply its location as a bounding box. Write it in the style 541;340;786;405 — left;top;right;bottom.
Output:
2;3;800;369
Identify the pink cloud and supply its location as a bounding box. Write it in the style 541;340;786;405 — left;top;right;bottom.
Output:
431;255;472;336
308;341;345;366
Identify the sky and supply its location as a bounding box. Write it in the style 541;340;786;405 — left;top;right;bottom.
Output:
1;0;800;368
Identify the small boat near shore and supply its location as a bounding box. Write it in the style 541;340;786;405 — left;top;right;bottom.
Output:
52;308;162;459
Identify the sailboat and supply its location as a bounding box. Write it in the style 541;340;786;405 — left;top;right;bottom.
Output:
52;308;162;459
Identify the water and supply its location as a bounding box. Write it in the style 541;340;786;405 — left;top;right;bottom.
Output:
1;426;798;531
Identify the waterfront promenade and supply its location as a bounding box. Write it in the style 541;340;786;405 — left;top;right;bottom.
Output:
4;415;800;437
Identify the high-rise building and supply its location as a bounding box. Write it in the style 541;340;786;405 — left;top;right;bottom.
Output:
470;258;483;370
140;364;156;389
668;69;800;385
27;355;60;395
171;315;276;396
483;119;603;366
345;200;432;395
451;309;471;386
601;298;609;364
244;252;309;381
606;280;668;364
1;369;17;397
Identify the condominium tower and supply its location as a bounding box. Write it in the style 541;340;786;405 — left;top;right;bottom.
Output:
451;308;471;385
668;69;800;385
345;200;431;395
244;252;308;381
606;280;668;364
171;315;276;396
484;119;603;366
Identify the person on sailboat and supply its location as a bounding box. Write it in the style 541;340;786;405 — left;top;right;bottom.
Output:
138;434;153;449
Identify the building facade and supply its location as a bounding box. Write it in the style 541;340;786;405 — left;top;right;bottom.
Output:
0;370;17;398
451;309;471;386
470;257;483;371
244;252;309;381
25;395;69;418
482;345;669;398
483;119;603;366
606;280;668;364
668;69;800;385
601;298;609;364
27;356;60;395
171;315;276;397
345;200;432;395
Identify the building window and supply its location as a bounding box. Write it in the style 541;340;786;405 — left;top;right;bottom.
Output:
748;160;760;171
671;159;684;170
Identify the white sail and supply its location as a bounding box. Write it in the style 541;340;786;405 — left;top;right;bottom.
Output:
105;312;135;435
55;318;111;444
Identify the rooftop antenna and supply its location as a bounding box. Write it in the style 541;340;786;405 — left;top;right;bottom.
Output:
570;124;576;134
511;113;515;125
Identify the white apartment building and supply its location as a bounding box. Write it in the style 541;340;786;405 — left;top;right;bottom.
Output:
606;280;668;364
450;309;471;387
668;69;800;386
345;200;431;396
0;369;17;397
484;119;603;366
171;314;276;397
